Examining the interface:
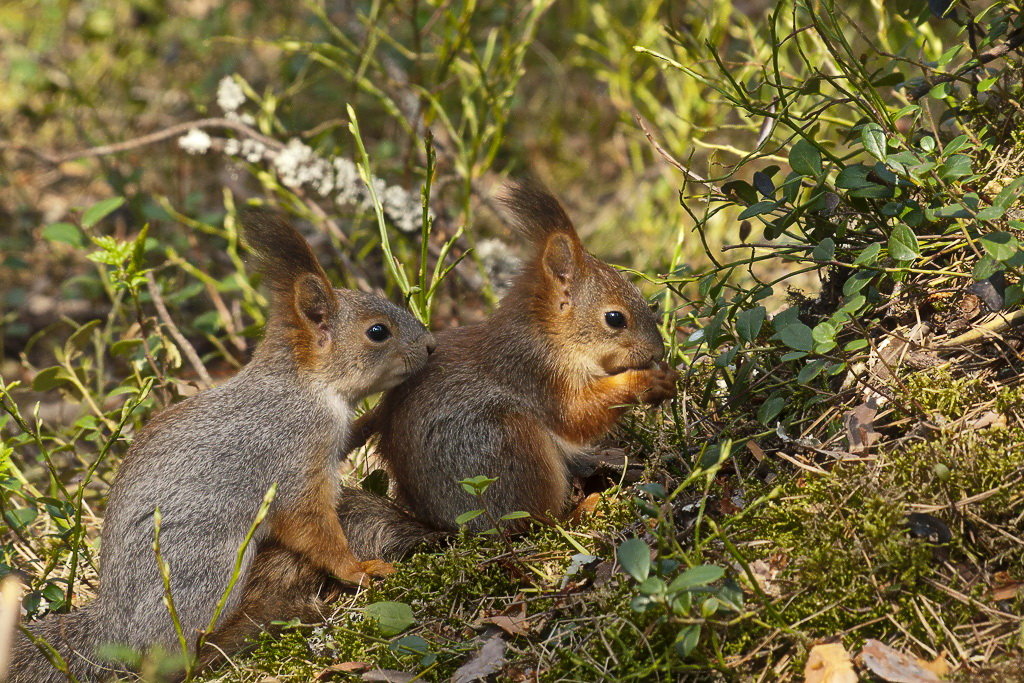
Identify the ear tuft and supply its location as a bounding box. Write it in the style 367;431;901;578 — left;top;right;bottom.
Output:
241;209;339;321
497;180;580;246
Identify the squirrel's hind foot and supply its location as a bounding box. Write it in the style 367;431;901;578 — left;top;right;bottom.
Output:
337;558;396;586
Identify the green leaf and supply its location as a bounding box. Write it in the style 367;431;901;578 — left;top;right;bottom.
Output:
757;396;785;425
390;634;430;656
861;123;886;161
700;597;720;618
722;180;758;205
778;322;813;352
797;359;828;384
668;564;725;591
845;339;870;352
499;511;531;521
993;176;1024;210
454;510;483;526
812;238;835;261
789;139;822;178
736;306;766;343
4;506;38;530
1005;284;1023;308
81;197;126;229
888;225;920;261
978;77;998;93
674;624;701;658
617;538;651;582
854;243;881;266
32;366;72;392
638;577;667;596
976;206;1005;222
110;339;144;357
980;232;1020;262
364;601;416;637
42;222;85;247
458;475;498;495
944;135;968;155
936;44;963;67
972;256;1001;281
737;201;776;220
752;171;775;198
811;322;836;345
66;319;102;352
937;154;971;181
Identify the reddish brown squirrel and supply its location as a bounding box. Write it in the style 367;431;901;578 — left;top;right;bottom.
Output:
10;211;435;681
352;182;678;534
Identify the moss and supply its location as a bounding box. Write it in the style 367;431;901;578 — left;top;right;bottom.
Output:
902;367;988;420
723;369;1024;674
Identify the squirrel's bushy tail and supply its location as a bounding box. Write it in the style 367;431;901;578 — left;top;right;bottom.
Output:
9;604;122;683
338;486;448;561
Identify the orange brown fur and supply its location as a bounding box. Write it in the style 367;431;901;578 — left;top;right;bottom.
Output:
357;182;678;534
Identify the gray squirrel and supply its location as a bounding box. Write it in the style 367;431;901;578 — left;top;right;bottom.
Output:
11;210;435;681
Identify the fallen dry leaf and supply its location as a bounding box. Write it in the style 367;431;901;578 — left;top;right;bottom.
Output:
316;662;371;679
805;642;857;683
450;632;506;683
749;559;781;598
917;651;949;678
991;571;1023;602
476;602;533;637
859;639;942;682
746;440;766;461
361;670;416;683
967;410;1005;430
481;614;531;637
845;400;881;454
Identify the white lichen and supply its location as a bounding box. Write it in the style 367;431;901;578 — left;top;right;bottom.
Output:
475;238;520;292
177;128;211;155
216;76;246;114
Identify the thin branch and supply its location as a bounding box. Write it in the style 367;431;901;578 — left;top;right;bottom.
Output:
634;113;722;194
0;117;281;166
146;271;214;388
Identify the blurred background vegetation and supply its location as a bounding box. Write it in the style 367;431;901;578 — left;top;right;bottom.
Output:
3;0;1024;679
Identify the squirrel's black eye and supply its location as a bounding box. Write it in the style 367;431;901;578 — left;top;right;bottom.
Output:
604;311;627;329
366;323;391;342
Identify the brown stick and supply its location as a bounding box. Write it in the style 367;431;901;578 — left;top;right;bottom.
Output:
935;308;1024;348
0;117;281;166
146;271;214;388
634;113;725;197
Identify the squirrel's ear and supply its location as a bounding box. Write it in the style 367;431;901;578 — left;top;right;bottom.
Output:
542;233;579;285
241;209;339;321
293;273;338;343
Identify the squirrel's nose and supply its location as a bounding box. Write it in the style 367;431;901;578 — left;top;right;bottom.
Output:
421;333;437;355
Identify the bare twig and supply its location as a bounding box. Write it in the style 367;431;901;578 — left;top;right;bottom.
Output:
146;271;214;388
0;117;281;166
907;27;1024;100
634;113;722;194
936;308;1024;348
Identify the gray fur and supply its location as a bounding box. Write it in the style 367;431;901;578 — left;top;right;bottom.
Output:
11;214;432;681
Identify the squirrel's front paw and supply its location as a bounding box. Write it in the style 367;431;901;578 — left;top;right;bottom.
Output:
639;361;679;404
